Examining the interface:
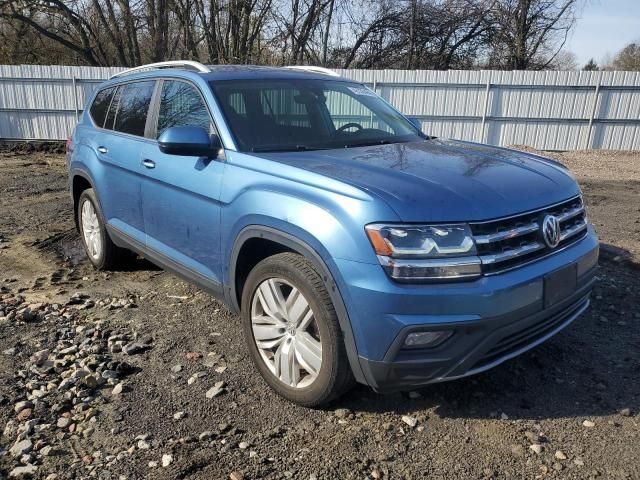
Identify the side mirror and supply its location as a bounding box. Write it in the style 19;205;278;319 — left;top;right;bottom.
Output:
407;117;422;131
158;126;221;158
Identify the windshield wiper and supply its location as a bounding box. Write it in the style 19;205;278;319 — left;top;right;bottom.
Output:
252;144;318;153
343;139;393;148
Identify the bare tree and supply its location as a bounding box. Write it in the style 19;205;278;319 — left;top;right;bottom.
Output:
611;43;640;71
487;0;579;70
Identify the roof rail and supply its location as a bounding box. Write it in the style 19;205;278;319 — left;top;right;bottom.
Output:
285;65;340;77
110;61;211;79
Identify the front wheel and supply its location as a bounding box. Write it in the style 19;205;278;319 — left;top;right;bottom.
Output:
241;252;354;407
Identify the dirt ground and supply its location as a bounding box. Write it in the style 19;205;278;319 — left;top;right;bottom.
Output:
0;148;639;480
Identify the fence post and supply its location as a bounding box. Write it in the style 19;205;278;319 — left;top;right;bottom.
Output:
585;81;601;150
71;75;80;122
480;80;491;143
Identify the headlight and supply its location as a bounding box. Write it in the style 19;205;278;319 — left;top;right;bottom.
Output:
365;223;481;281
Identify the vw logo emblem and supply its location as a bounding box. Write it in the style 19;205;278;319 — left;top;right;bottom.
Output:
542;215;561;248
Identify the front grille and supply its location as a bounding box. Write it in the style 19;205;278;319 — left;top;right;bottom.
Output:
470;196;588;274
474;296;589;369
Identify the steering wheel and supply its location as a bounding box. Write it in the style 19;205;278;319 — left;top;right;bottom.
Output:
336;122;364;134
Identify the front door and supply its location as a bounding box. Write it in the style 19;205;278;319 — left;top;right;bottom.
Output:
140;79;225;291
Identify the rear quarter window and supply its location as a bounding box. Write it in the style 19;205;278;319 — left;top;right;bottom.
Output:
113;81;156;137
89;87;115;127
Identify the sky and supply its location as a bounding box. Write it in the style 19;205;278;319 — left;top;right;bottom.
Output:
567;0;640;67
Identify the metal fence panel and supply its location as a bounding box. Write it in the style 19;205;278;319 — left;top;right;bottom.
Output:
0;65;639;149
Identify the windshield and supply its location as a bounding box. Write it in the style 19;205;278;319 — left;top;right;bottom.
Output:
209;79;425;152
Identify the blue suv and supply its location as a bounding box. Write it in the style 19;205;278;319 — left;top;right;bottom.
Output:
67;61;599;406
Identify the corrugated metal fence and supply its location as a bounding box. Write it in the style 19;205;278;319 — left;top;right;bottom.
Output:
1;65;639;150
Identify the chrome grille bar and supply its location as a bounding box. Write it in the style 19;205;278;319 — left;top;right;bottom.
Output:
560;218;587;241
479;241;545;265
474;222;539;245
557;205;585;223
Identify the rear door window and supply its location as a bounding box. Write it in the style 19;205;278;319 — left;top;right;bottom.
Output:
89;87;115;128
157;80;213;137
113;81;155;137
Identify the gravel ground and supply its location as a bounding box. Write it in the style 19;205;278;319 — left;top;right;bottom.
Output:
0;148;639;480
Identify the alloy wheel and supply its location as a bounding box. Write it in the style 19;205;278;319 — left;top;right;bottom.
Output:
250;278;322;388
81;199;102;260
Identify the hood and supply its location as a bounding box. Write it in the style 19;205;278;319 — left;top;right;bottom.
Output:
254;139;580;222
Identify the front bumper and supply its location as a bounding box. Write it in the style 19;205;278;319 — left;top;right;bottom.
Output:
334;226;599;392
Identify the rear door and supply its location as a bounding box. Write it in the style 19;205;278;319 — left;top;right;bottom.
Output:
93;80;156;245
139;79;225;291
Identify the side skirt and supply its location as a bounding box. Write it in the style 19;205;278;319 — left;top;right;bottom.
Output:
106;224;224;300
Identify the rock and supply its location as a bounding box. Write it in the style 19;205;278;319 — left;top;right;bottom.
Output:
401;415;418;428
620;408;632;417
122;342;148;355
529;444;543;455
205;381;226;399
161;454;173;467
148;461;158;468
582;420;595;428
10;439;33;458
188;371;207;385
40;445;53;457
14;400;33;414
229;472;244;480
173;411;186;420
333;408;351;419
9;464;38;478
112;383;124;395
171;365;183;373
17;408;32;421
555;450;567;460
239;441;249;449
137;440;150;450
57;417;71;429
199;431;214;441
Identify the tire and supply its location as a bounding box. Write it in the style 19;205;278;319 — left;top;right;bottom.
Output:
241;252;354;407
77;188;123;270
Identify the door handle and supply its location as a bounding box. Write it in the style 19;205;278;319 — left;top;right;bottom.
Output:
142;159;156;169
97;146;108;154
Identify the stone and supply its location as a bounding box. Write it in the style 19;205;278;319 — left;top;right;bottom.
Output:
171;365;183;373
582;420;595;428
57;417;71;429
162;454;173;467
229;472;244;480
206;381;226;399
334;408;351;419
555;450;567;460
401;415;418;428
9;465;38;478
112;383;124;395
10;439;33;458
123;343;148;355
239;441;249;449
530;444;543;455
173;411;186;420
137;440;151;450
14;401;33;414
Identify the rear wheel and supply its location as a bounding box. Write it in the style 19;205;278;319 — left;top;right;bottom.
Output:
241;252;354;406
77;188;122;270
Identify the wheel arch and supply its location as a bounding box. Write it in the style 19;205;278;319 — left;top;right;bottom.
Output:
70;170;96;231
227;225;366;384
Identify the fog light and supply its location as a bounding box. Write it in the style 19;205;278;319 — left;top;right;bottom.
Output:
404;331;453;348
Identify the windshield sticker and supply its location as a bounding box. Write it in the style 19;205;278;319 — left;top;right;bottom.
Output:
347;86;378;97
